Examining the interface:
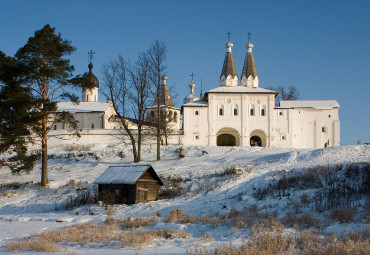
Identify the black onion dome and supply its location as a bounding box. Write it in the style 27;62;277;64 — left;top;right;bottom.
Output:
86;63;99;88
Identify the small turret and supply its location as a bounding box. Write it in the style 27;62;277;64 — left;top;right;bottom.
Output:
183;79;199;104
82;51;99;102
240;40;259;88
220;40;238;87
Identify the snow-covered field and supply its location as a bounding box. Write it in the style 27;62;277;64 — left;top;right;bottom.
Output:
0;144;369;254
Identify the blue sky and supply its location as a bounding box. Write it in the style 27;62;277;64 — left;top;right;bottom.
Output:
1;0;370;145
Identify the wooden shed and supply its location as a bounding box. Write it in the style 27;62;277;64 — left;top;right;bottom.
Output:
94;164;164;204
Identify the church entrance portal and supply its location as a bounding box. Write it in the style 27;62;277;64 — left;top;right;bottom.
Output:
217;134;236;146
249;129;267;147
216;127;240;146
250;136;262;146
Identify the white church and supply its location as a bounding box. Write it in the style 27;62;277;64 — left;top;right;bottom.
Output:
181;40;340;149
55;40;340;149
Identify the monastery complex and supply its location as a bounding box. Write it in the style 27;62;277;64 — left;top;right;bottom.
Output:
55;39;340;149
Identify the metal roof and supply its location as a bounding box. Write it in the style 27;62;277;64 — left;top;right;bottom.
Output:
279;100;340;109
206;86;277;94
57;102;111;113
94;164;163;185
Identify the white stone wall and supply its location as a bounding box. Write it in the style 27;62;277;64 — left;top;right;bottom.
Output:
182;92;340;149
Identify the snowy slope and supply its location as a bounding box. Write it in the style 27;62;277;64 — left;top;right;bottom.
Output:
0;144;369;254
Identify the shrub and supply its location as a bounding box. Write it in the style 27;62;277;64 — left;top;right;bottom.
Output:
177;147;185;158
160;175;183;198
330;207;357;223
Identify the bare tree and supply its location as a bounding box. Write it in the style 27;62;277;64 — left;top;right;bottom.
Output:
147;40;167;161
127;53;151;161
102;53;151;162
267;85;300;106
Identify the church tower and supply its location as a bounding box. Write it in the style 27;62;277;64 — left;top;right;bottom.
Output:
146;75;180;129
240;39;259;88
220;39;238;87
82;51;99;102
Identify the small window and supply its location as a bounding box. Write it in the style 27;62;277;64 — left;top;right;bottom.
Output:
195;110;199;116
91;124;95;129
328;115;331;118
219;108;223;116
234;108;238;116
279;111;283;116
174;112;178;122
281;135;286;140
194;133;200;140
261;109;265;116
322;127;326;132
150;111;155;117
250;108;254;116
54;125;57;130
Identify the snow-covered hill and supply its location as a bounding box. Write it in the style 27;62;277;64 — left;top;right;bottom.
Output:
0;144;369;254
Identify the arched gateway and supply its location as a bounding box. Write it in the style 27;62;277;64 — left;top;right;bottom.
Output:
216;127;240;146
250;129;267;147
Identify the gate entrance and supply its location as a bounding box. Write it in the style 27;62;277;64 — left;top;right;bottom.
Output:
250;135;262;146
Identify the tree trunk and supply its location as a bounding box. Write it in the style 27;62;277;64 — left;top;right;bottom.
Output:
41;117;48;187
156;93;161;161
137;125;142;162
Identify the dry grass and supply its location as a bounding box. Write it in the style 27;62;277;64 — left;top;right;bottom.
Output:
165;209;185;223
2;190;16;198
119;215;158;229
5;239;61;253
66;144;91;152
188;219;370;255
5;221;192;252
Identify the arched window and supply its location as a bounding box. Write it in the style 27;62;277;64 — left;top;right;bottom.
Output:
232;104;239;116
174;112;178;122
54;125;57;130
249;104;255;116
91;123;95;129
87;95;89;101
195;110;199;116
218;105;224;116
261;105;266;116
169;111;173;122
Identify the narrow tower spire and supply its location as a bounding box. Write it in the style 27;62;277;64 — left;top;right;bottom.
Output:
240;36;259;87
220;37;238;87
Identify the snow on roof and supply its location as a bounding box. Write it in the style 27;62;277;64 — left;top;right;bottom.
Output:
57;102;112;113
206;86;277;94
94;164;163;185
279;100;340;109
183;100;208;107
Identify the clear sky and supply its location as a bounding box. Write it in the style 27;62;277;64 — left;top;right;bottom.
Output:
1;0;369;145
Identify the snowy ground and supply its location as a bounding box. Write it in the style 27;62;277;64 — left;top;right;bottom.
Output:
0;144;369;254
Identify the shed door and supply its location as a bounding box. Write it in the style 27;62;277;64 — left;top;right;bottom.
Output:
136;187;148;203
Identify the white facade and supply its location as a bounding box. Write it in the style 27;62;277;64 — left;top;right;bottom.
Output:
181;41;340;149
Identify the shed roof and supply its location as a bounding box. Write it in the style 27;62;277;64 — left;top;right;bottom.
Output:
57;102;112;113
94;164;163;185
279;100;340;109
